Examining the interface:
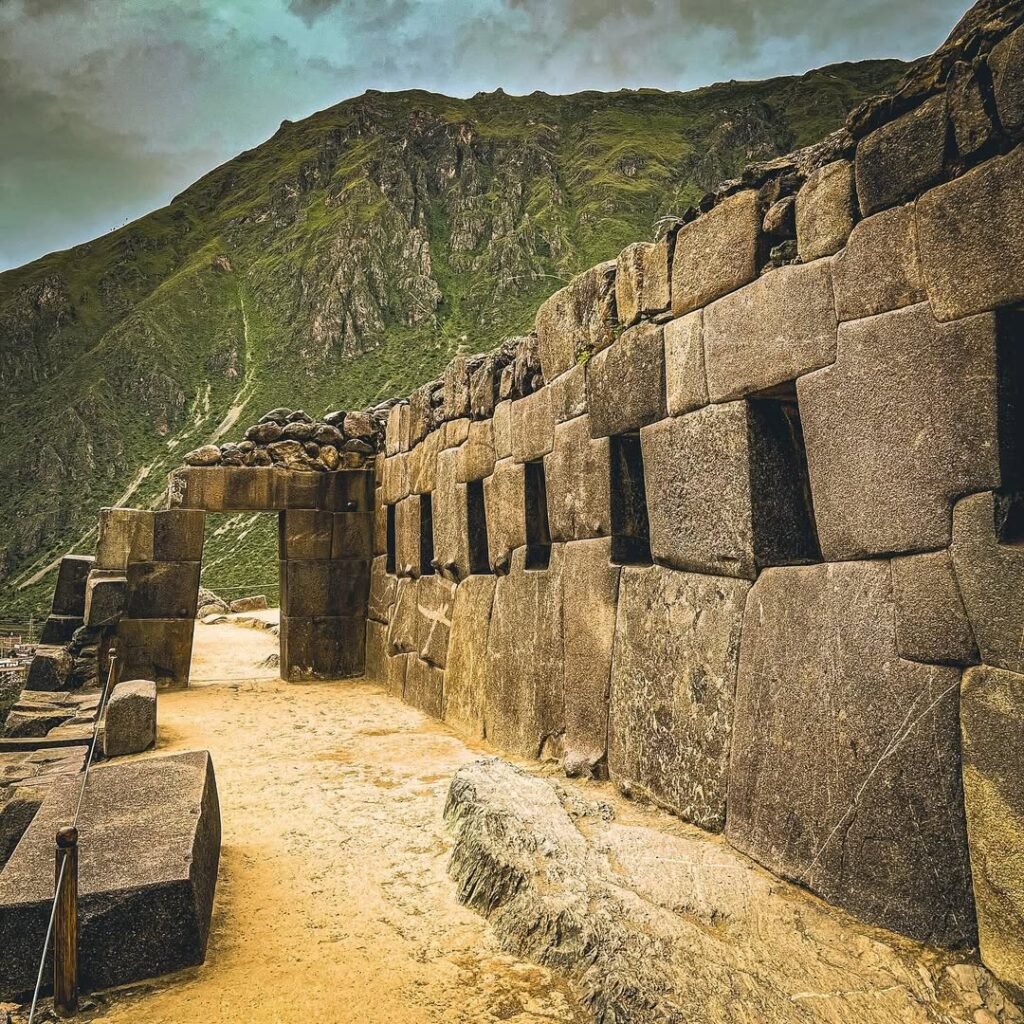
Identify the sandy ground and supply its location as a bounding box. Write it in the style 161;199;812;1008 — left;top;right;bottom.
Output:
88;618;586;1024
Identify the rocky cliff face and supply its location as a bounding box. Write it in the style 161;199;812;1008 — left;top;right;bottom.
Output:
0;61;906;617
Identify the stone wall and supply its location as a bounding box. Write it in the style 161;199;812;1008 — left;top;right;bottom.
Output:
368;1;1024;992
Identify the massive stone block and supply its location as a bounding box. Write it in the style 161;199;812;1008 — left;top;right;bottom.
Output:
280;615;364;680
417;574;456;669
671;191;761;317
117;618;194;688
947;58;997;160
562;539;620;778
169;467;373;513
364;619;389;682
51;554;94;617
535;261;617;381
609;564;749;831
510;387;555;463
547;363;587;423
433;447;471;580
544;415;611;543
442;575;496;741
458;419;495;483
442;355;472;421
492;400;512;460
703;260;837;403
831;203;926;322
485;547;564;759
25;646;73;692
368;554;398;624
331;511;373;561
152;510;205;562
394;494;422;578
280;559;370;618
380;454;410;505
0;750;219;998
408;428;442;494
990;24;1024;136
96;508;154;570
405;657;444;719
641;401;820;580
961;663;1024;994
798;303;1010;560
483;457;526;574
103;679;157;757
616;239;670;326
587;322;666;438
664;310;709;417
125;561;200;620
39;615;83;645
387;577;419;655
856;95;948;216
892;550;978;666
84;571;127;628
278;509;333;560
795;159;856;261
917;145;1024;321
726;561;975;948
950;491;1024;674
385;401;410;456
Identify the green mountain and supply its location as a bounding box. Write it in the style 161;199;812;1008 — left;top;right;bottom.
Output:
0;60;907;622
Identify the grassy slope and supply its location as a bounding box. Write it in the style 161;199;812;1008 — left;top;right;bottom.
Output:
0;61;907;621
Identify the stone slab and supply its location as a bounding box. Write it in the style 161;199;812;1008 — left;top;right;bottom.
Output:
726;561;975;948
330;511;373;561
96;508;154;570
152;509;205;562
544;415;611;543
169;467;373;513
368;554;397;624
609;564;749;831
510;387;555;464
39;615;82;645
417;574;456;669
492;400;512;460
587;322;666;438
280;615;365;680
547;362;587;424
279;559;370;619
433;447;471;581
796;159;856;261
125;561;201;620
387;577;419;656
116;618;194;689
278;509;334;561
394;494;422;578
442;575;496;741
103;679;157;757
25;647;73;693
0;750;220;998
364;619;388;682
616;240;671;326
51;554;94;617
990;24;1024;136
404;657;445;719
457;419;495;483
798;303;1007;560
664;310;709;417
483;458;526;574
380;453;410;506
84;571;128;628
703;259;837;403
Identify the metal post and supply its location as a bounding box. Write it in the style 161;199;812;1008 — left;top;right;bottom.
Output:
53;827;78;1017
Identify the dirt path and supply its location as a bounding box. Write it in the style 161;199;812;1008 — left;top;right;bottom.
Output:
91;620;585;1024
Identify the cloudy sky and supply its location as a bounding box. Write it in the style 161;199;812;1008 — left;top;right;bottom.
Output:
0;0;968;272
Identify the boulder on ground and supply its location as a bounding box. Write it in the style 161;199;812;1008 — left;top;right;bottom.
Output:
25;647;73;693
228;595;269;614
103;679;157;757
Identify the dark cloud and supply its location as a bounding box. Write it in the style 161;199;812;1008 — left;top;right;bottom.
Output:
17;0;88;15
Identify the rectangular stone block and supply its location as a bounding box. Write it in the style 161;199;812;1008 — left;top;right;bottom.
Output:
380;455;410;506
103;679;157;757
125;561;201;620
365;619;389;681
492;400;512;460
616;239;671;326
483;458;526;574
404;657;444;719
330;511;373;561
485;546;564;760
671;191;761;317
152;509;205;562
373;494;387;557
832;203;926;322
117;618;194;689
443;417;470;449
510;387;555;464
798;303;1009;559
727;561;975;948
394;494;422;578
51;554;94;617
39;615;82;645
280;615;365;680
961;663;1024;994
278;509;333;561
387;577;419;655
433;447;471;580
280;559;370;618
664;309;709;417
990;24;1024;136
609;564;749;830
168;467;372;513
442;575;496;740
469;356;500;419
407;382;436;447
319;470;375;513
417;574;456;669
856;94;948;216
385;402;410;456
544;415;611;543
641;402;820;580
368;554;397;624
547;362;587;423
442;356;472;421
458;419;495;482
84;571;128;628
703;259;837;403
96;508;154;570
562;539;620;778
917;145;1024;321
796;159;856;261
535;261;617;381
408;429;442;494
587;322;666;438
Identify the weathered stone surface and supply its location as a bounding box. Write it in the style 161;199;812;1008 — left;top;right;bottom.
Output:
796;159;856;260
103;679;157;757
587;322;666;438
641;402;820;580
0;750;220;998
547;362;587;423
407;383;435;447
169;466;373;513
24;645;73;692
762;194;795;239
951;491;1024;674
373;495;387;557
445;758;1014;1024
483;458;526;574
368;554;397;623
433;447;470;580
385;402;410;456
407;429;442;495
616;240;671;326
125;561;201;620
961;663;1024;995
442;356;472;421
394;494;422;578
609;565;748;830
39;614;83;645
561;539;620;779
892;550;978;666
947;59;997;160
990;24;1024;136
856;95;948;216
485;546;564;759
442;575;496;740
832;203;926;321
330;511;373;561
280;615;364;680
387;577;419;655
52;554;94;616
152;509;205;562
228;595;268;613
380;453;410;505
510;387;555;464
364;619;389;682
727;561;975;948
83;571;126;628
544;415;611;543
442;417;470;449
469;355;500;420
492;400;512;460
534;261;617;381
917;145;1024;321
280;559;370;618
117;618;194;688
798;304;1008;560
404;657;444;718
417;574;455;669
96;508;154;570
704;260;836;402
457;419;495;483
664;310;709;417
672;190;761;317
278;509;333;560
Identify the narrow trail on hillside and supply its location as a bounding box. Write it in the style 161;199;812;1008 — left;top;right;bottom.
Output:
209;287;258;445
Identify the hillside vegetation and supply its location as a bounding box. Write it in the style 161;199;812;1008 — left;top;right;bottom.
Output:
0;60;907;620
